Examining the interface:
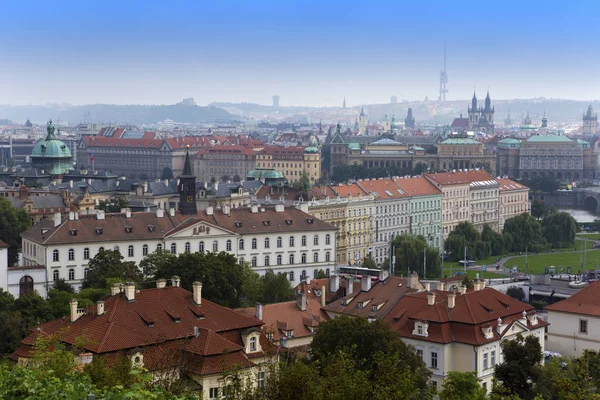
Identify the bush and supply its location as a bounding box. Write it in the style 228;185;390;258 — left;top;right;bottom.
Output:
506;286;526;302
531;300;548;310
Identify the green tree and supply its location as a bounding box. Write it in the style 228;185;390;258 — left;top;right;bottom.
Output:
52;278;74;293
97;195;129;213
534;355;600;400
261;270;294;304
446;222;481;261
293;170;310;191
493;333;543;399
84;354;135;389
391;234;441;278
542;209;578;248
139;250;177;278
439;371;487;400
481;224;505;256
531;200;547;220
502;213;547;253
362;255;377;269
0;196;31;265
14;292;54;332
506;286;526;302
82;249;141;289
161;167;174;180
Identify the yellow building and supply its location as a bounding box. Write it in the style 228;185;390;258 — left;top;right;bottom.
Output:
256;146;321;183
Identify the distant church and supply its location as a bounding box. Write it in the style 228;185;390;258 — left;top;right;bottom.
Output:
467;91;495;132
583;104;598;134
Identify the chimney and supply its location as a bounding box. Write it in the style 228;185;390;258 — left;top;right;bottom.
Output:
214;181;219;191
473;279;483;291
192;281;202;305
111;283;122;295
378;269;389;281
69;180;73;188
206;206;214;216
424;281;431;291
521;310;528;324
361;275;372;292
251;205;258;213
437;281;445;291
156;209;164;218
169;208;175;217
275;204;285;212
346;277;354;296
329;273;340;293
171;275;181;287
124;282;135;301
222;205;230;215
19;185;28;200
459;285;467;295
255;303;263;321
156;278;167;289
321;285;326;307
53;212;62;227
296;292;307;311
74;211;79;220
164;178;169;186
96;210;105;220
427;292;436;306
69;211;75;220
96;300;105;316
306;276;311;285
126;208;131;218
407;272;420;289
69;299;84;323
496;317;503;334
143;182;148;193
447;292;456;309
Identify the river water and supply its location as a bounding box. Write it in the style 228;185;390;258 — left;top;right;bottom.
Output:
557;208;598;223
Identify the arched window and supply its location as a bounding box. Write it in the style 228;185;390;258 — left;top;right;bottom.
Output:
289;254;295;264
142;244;148;256
170;243;177;254
301;235;306;246
128;245;134;257
313;253;319;263
313;269;318;279
239;239;244;250
238;257;244;265
252;238;257;250
84;268;89;279
212;240;218;252
289;271;294;282
326;268;330;277
98;247;105;253
264;238;270;248
301;253;307;264
251;256;257;267
68;248;75;261
53;270;59;281
301;270;307;280
199;241;205;253
264;255;270;266
277;237;282;248
325;251;331;262
19;276;34;296
290;236;295;247
68;269;75;280
83;248;90;260
52;249;59;262
313;235;319;246
156;243;162;251
277;255;282;265
185;242;191;254
226;240;232;251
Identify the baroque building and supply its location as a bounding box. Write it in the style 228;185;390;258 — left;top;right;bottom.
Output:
31;120;74;177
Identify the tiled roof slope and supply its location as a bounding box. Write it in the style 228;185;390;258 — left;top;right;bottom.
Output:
497;178;528;192
425;169;496;186
545;280;600;316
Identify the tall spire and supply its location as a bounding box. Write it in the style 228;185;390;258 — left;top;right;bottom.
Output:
182;145;193;176
178;145;197;215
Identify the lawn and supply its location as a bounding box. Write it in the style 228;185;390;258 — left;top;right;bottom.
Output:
577;233;600;241
504;248;600;274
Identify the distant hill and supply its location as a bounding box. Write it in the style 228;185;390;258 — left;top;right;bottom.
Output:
0;104;238;125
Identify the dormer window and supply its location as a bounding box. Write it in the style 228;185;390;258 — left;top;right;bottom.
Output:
286;330;293;338
95;227;103;235
262;220;270;226
285;219;293;225
413;321;429;337
69;229;78;236
235;221;243;228
306;218;314;224
148;225;155;232
250;336;257;352
482;326;494;339
125;226;133;233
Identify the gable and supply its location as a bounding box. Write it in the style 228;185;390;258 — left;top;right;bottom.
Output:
166;221;237;239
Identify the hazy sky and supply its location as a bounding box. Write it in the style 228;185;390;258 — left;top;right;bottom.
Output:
2;1;600;106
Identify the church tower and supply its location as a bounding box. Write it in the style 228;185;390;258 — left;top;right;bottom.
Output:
468;92;479;128
405;108;415;129
358;107;368;135
178;146;198;215
541;111;548;128
583;105;598;134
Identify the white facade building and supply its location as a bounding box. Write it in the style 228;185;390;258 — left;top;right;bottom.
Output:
18;205;337;297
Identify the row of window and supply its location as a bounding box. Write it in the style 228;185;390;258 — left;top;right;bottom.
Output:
239;252;332;267
52;268;88;281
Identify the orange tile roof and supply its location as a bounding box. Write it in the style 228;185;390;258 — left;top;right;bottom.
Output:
546;280;600;316
356;178;409;200
497;178;529;192
0;239;8;248
331;183;369;198
394;176;442;197
84;135;163;149
425;170;496;186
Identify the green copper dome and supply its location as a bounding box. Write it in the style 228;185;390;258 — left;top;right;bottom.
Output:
31;120;72;159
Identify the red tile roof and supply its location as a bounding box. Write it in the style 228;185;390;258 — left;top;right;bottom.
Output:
425;170;497;186
546;280;600;316
498;178;528;192
356;178;409;200
83;134;163;149
0;239;8;248
394;176;442;197
331;182;369;198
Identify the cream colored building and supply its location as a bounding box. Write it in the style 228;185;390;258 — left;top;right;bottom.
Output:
546;281;600;357
498;178;531;232
256;146;321;183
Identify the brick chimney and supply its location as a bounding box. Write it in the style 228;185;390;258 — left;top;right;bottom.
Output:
447;292;456;309
255;303;263;321
192;281;202;305
96;300;105;316
124;282;135;301
427;292;436;306
329;273;340;293
296;292;307;311
156;279;167;289
171;275;181;287
361;275;371;292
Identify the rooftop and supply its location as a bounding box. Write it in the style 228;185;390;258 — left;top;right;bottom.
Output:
525;135;574;143
546;280;600;317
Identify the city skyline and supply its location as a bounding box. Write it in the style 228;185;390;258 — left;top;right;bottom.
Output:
2;1;600;106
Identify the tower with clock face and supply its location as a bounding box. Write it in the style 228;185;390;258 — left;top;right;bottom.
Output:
178;147;198;215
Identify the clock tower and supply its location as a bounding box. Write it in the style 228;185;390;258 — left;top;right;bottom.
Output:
178;146;198;215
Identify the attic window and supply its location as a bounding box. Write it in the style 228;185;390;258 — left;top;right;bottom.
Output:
165;308;181;323
480;304;493;313
266;332;274;340
137;311;155;327
262;220;270;226
148;225;155;232
235;221;243;228
286;330;293;338
413;321;429;337
497;299;511;309
41;228;50;235
125;226;133;233
371;305;378;312
95;227;103;235
306;218;314;224
188;306;205;319
482;326;494;339
285;219;293;225
69;229;78;236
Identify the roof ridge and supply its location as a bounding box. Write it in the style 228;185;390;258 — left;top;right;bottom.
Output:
463;293;477;324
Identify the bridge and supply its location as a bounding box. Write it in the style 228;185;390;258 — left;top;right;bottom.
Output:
576;188;600;213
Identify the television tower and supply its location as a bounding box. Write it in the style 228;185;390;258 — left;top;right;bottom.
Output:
438;46;448;102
